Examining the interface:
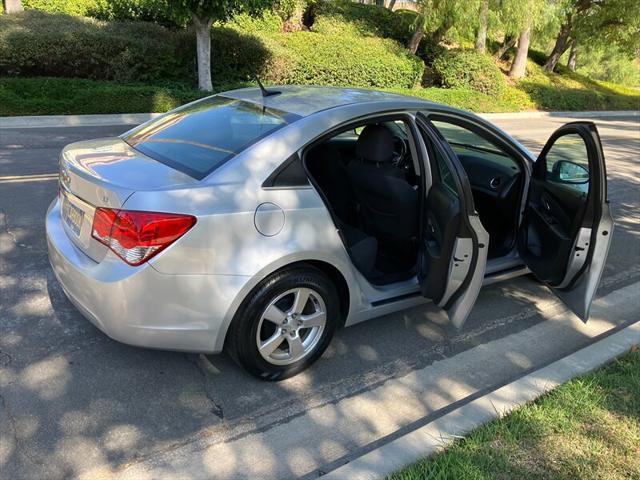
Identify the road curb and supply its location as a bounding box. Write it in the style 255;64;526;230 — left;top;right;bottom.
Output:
480;110;639;120
1;110;638;129
321;320;640;480
0;113;161;129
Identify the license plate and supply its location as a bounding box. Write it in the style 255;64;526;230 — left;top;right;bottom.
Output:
62;194;84;237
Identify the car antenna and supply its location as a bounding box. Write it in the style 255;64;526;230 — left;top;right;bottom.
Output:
254;75;281;97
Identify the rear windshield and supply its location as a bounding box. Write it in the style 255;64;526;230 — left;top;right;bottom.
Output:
123;96;300;179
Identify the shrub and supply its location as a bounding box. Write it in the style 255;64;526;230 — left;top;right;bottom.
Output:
210;27;274;81
213;25;424;89
22;0;101;16
311;0;415;44
416;37;446;65
257;31;424;88
432;50;505;95
224;11;283;34
0;11;193;83
274;0;308;30
0;10;423;90
22;0;179;26
90;0;179;27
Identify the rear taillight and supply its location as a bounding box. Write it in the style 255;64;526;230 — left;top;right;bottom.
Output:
91;208;196;266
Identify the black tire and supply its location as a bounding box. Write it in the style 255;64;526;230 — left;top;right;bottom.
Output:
226;266;340;380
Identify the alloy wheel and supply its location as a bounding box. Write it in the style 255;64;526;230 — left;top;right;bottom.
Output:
256;287;327;366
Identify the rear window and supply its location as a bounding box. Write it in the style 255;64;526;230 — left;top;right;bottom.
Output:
123;96;300;179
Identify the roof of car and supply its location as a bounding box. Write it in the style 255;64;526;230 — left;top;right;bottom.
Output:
221;85;437;117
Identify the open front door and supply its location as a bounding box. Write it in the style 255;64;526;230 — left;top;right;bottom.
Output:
518;121;613;321
415;112;489;329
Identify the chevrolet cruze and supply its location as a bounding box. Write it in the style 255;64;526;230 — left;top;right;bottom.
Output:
46;86;613;379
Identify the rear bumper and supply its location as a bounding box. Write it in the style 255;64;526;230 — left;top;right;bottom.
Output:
46;198;249;353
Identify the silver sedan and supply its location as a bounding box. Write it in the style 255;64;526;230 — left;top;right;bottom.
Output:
46;86;613;379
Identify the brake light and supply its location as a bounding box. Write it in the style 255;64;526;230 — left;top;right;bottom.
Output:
91;208;196;266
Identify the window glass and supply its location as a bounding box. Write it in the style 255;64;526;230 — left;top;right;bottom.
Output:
427;138;458;197
352;120;407;138
392;120;408;135
124;96;300;179
545;133;589;193
432;120;518;171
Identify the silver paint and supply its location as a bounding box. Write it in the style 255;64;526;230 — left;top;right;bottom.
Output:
46;86;611;355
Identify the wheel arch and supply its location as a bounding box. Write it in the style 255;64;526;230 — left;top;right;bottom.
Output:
217;257;354;353
301;260;350;327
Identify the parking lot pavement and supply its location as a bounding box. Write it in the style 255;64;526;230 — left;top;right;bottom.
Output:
0;116;638;479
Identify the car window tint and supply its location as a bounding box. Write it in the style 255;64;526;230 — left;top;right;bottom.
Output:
431;142;459;197
123;96;300;180
432;120;515;170
545;133;589;172
544;133;590;194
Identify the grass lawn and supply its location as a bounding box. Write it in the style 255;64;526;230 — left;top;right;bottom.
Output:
388;348;640;480
1;60;639;116
0;77;210;116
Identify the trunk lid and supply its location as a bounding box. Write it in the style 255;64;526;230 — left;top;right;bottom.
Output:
58;137;197;261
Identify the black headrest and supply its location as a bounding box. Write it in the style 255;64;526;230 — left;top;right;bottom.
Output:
355;125;395;164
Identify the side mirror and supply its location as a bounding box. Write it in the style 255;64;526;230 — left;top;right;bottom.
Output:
553;160;589;184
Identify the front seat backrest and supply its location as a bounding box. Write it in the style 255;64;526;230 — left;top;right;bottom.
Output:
355;124;395;163
348;125;418;243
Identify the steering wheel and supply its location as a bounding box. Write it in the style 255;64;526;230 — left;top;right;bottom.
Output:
391;136;408;167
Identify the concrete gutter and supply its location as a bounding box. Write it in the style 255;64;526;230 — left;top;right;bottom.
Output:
323;320;640;480
1;110;638;129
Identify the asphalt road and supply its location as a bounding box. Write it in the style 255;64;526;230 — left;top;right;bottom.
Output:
0;114;638;479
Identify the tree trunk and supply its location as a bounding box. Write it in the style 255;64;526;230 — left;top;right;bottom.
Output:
543;20;572;72
283;2;304;32
193;15;214;92
475;0;489;53
433;16;453;45
495;35;516;60
4;0;23;13
432;16;453;45
567;41;578;71
387;0;397;10
509;26;531;80
376;0;384;6
407;22;424;54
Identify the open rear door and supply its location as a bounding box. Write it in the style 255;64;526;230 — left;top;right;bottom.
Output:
518;121;613;321
415;112;489;329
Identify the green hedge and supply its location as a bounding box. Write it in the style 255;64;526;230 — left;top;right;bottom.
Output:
310;0;417;44
433;49;505;95
91;0;178;27
257;31;423;88
0;11;193;82
0;10;423;90
22;0;178;25
22;0;101;16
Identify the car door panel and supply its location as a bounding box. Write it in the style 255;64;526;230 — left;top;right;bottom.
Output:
556;203;613;317
518;121;613;321
420;183;461;302
447;215;488;329
416;112;489;329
